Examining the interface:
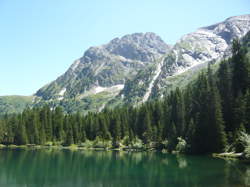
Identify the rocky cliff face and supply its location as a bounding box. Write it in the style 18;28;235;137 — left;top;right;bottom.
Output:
34;14;250;113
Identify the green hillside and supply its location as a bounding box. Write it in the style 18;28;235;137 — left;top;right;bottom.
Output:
0;96;34;114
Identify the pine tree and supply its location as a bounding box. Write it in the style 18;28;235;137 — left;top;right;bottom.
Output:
232;93;246;138
98;115;111;142
32;110;41;144
120;109;129;138
245;90;250;133
14;115;28;145
186;118;195;148
64;120;74;146
173;88;185;137
167;122;177;151
53;107;65;141
70;114;78;144
142;111;152;145
41;105;53;142
193;73;209;151
111;116;121;148
162;101;171;141
156;121;163;143
232;39;249;96
218;60;234;133
207;65;227;153
183;84;194;136
80;118;87;142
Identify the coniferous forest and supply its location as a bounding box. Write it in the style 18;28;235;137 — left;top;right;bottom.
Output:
0;35;250;156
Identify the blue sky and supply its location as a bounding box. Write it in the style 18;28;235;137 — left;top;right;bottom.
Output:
0;0;249;96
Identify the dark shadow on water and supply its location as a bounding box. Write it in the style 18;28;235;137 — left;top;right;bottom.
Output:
0;149;249;187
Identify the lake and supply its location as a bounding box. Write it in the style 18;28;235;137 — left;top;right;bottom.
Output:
0;149;249;187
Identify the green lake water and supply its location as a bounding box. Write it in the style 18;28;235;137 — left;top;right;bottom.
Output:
0;149;249;187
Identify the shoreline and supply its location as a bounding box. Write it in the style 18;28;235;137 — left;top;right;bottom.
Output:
0;144;157;152
1;144;249;163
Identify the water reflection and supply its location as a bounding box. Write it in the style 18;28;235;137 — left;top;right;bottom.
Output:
0;149;249;187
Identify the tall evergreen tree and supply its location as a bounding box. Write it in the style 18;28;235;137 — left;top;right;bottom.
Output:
232;93;246;138
141;111;152;145
111;116;121;147
192;73;211;153
98;115;111;142
14;115;28;145
53;107;65;141
218;60;234;133
245;90;250;133
207;65;227;153
64;117;74;146
232;39;249;96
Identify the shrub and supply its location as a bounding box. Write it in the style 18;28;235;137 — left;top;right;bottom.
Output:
239;132;250;159
93;136;111;149
175;137;187;153
161;139;168;149
44;141;53;146
80;140;93;148
121;136;130;146
131;137;143;149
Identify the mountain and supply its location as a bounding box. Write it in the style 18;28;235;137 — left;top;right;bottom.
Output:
0;96;34;114
34;32;171;112
1;14;250;114
119;14;250;104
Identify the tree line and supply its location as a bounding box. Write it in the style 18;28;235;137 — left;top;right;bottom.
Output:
0;36;249;154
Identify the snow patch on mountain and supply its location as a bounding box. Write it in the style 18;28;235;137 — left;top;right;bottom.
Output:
93;86;106;94
59;88;66;96
58;97;64;101
93;84;124;94
90;84;125;94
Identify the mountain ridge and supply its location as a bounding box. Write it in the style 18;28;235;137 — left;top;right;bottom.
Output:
115;14;250;104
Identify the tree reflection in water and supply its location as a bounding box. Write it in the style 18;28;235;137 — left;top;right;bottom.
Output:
0;149;249;187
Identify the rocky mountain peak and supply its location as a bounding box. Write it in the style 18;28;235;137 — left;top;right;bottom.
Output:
76;32;170;67
104;32;170;62
168;14;250;68
200;14;250;43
